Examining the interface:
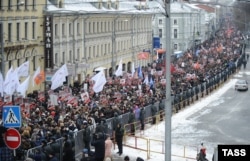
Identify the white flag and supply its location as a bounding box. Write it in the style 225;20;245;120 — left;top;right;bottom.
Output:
33;66;41;87
4;66;14;83
91;70;106;93
17;61;29;78
4;68;20;95
17;76;30;97
115;59;123;76
51;64;69;90
143;75;149;85
0;72;3;96
131;62;135;76
51;64;68;82
49;94;59;106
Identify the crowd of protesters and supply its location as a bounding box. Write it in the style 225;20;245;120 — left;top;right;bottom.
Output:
0;18;248;161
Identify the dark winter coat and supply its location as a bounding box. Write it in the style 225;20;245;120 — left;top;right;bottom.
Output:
139;108;145;121
112;116;120;131
83;126;91;142
115;125;124;142
128;111;135;124
159;100;165;111
91;138;105;159
151;104;157;116
48;156;59;161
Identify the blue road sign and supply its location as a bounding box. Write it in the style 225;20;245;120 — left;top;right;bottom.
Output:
2;106;22;128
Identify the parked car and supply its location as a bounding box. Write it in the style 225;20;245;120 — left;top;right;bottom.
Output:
235;80;248;91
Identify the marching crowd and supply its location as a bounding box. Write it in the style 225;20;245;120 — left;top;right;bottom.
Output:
0;18;248;161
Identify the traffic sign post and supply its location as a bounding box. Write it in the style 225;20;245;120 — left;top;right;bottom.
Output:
5;128;21;149
4;128;21;161
2;106;22;128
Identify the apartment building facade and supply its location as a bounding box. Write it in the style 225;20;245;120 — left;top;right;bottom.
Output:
0;0;45;93
46;0;154;84
152;1;215;54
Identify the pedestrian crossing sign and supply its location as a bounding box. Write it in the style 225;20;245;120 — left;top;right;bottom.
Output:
2;106;22;128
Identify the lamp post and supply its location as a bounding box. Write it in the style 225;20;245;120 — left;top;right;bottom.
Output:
164;1;171;161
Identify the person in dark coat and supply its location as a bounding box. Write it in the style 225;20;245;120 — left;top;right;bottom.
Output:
112;112;120;135
82;121;91;153
115;123;124;156
158;99;165;121
48;152;59;161
62;135;75;161
139;107;145;132
49;137;60;159
150;102;157;124
41;140;53;161
128;108;135;135
91;132;105;161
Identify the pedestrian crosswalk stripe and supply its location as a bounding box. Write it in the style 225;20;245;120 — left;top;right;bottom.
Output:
4;108;20;124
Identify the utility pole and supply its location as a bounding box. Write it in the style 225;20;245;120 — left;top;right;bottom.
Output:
164;0;171;161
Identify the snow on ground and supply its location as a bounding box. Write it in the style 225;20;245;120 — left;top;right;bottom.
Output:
114;78;237;161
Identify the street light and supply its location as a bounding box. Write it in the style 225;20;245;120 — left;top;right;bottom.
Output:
152;1;172;160
163;1;171;161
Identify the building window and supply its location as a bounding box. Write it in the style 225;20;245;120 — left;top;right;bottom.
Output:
69;23;72;36
24;0;28;10
17;0;21;10
62;23;65;36
159;19;162;25
88;47;91;59
16;22;20;41
97;45;99;57
174;44;178;50
62;52;65;63
174;29;177;38
174;19;177;25
93;22;95;33
159;29;162;38
0;0;3;10
8;23;12;42
100;22;102;32
108;21;110;32
8;0;12;10
32;22;35;39
32;0;36;10
89;22;91;33
55;24;58;37
69;50;72;62
25;22;28;40
93;46;96;57
77;49;80;60
77;22;80;35
97;22;99;33
55;53;58;65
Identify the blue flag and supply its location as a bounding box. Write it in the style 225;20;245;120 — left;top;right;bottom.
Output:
150;77;154;89
138;66;143;78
